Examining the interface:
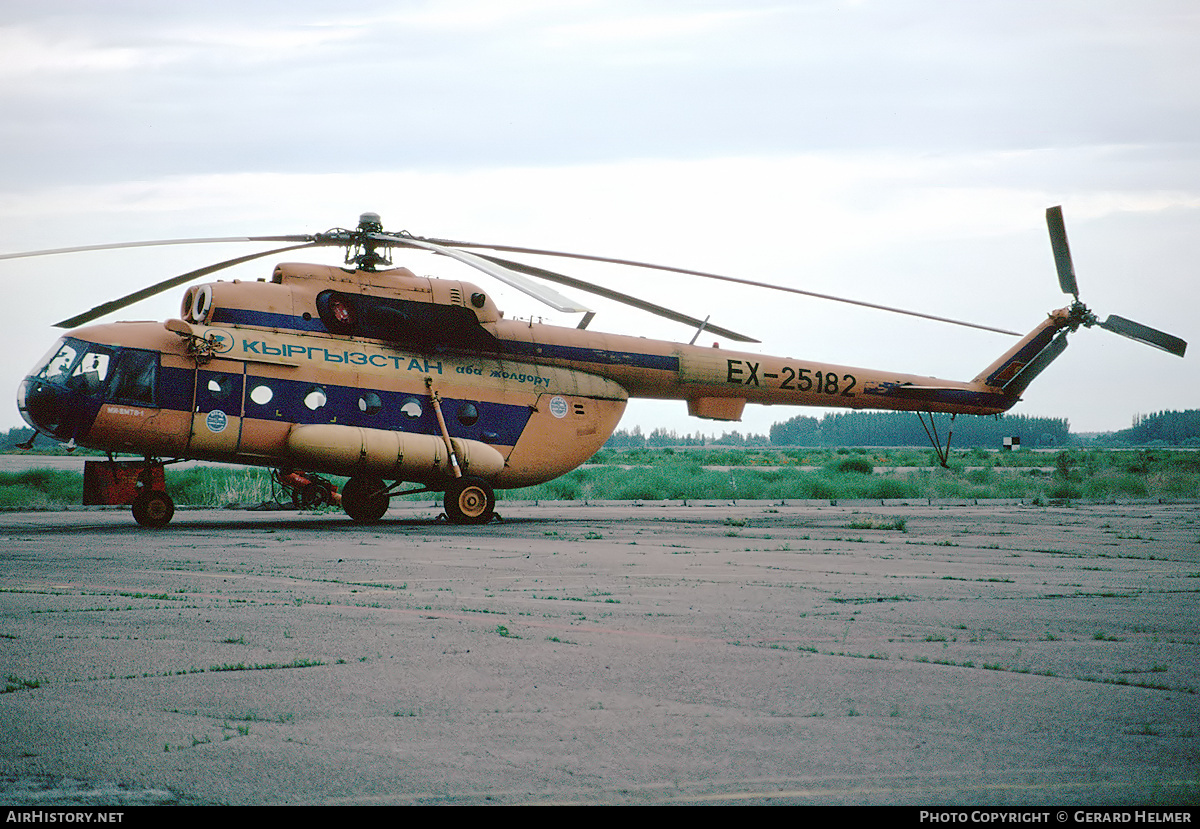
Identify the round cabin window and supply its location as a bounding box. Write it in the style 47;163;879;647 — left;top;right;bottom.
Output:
457;402;479;427
304;387;327;411
358;392;382;415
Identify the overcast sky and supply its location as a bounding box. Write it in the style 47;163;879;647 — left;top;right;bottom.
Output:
1;0;1197;440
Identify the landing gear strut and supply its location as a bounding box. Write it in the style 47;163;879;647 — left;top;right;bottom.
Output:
918;412;956;469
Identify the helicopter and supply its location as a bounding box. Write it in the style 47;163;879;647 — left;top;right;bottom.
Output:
5;207;1186;527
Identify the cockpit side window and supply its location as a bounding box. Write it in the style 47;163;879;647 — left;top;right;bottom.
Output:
67;348;113;393
107;349;158;405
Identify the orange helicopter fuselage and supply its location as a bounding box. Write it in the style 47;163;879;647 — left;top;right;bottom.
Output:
17;261;1065;490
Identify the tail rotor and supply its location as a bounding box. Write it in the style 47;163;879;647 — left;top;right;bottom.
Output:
1046;206;1186;357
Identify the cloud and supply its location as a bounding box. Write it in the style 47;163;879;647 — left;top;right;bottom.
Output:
3;0;1196;190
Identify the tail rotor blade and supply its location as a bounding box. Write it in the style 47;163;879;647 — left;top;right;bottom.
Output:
1042;206;1185;357
1098;315;1187;357
1046;206;1079;298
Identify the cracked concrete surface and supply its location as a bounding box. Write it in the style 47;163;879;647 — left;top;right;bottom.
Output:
1;501;1197;805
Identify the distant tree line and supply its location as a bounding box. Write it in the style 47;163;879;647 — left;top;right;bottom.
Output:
1106;410;1200;446
0;427;34;451
604;426;769;449
767;411;1071;448
602;412;1072;449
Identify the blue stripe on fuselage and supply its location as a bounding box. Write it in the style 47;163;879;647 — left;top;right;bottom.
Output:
212;308;328;331
501;340;679;372
158;366;530;445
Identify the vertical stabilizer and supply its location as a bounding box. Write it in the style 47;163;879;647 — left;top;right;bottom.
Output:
973;310;1071;398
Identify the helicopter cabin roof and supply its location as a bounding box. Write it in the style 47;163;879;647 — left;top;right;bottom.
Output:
270;262;420;289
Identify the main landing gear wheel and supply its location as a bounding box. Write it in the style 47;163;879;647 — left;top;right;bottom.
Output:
342;475;390;524
132;490;175;528
444;476;496;525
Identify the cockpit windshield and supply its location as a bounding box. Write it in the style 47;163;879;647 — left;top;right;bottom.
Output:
32;338;113;392
28;337;155;404
34;339;80;383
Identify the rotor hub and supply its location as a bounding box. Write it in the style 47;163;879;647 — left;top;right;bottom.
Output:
346;212;390;271
1066;300;1098;331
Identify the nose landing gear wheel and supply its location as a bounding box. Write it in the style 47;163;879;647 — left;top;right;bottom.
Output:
132;491;175;528
444;477;495;525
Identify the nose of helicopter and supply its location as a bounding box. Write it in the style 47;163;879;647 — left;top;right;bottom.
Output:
17;375;88;440
18;375;59;433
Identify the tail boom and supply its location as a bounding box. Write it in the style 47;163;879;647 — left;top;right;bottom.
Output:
494;308;1077;421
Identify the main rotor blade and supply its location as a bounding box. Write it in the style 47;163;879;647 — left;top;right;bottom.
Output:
371;233;593;314
54;242;322;328
1;235;315;262
1045;205;1079;298
1098;314;1187;357
471;252;760;343
422;237;1021;337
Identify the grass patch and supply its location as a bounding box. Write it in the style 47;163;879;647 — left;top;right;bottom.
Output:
501;447;1200;502
3;447;1198;508
208;658;324;672
0;469;81;508
843;518;908;532
167;466;276;505
3;675;41;694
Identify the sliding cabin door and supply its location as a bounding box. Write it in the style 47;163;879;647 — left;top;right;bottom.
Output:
186;360;246;457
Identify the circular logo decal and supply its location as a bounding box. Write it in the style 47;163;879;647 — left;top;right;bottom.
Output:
206;409;228;433
205;328;235;354
548;396;569;419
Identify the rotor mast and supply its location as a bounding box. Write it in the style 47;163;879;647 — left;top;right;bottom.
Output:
348;212;390;271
